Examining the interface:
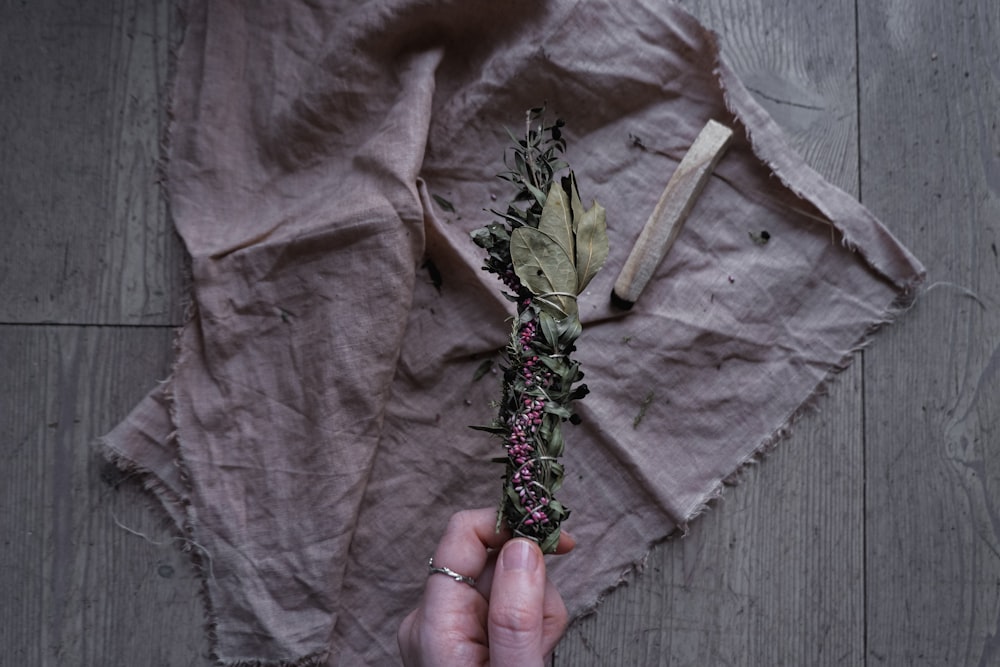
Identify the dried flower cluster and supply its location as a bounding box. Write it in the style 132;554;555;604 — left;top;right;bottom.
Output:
471;109;608;553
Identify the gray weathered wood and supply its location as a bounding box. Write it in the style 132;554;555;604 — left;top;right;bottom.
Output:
3;0;997;665
558;0;866;663
0;0;185;326
556;368;865;666
0;326;209;665
859;1;1000;664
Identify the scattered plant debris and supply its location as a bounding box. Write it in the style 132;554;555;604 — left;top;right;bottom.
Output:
633;390;655;428
432;194;455;213
472;358;493;382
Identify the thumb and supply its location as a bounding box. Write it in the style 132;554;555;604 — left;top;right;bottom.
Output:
488;539;547;667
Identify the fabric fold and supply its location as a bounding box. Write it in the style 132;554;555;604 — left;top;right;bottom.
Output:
102;1;924;664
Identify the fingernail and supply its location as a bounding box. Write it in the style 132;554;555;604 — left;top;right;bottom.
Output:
502;540;540;571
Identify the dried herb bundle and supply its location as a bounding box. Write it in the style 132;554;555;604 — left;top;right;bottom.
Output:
471;109;608;553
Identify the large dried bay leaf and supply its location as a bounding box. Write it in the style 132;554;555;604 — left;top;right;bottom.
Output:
511;226;579;317
575;201;608;291
566;172;586;231
538;182;574;261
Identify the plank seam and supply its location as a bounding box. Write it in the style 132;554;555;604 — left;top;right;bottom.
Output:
853;2;870;666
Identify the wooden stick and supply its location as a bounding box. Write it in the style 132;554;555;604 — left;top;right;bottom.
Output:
611;119;734;309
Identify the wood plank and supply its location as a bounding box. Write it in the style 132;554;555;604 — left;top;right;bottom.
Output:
681;0;861;192
557;0;865;663
859;1;1000;664
0;326;210;666
556;368;865;666
9;2;992;666
0;0;185;326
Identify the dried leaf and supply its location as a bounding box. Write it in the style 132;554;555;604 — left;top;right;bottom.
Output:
538;311;561;352
472;358;493;381
470;423;506;435
574;201;608;291
524;182;547;207
510;226;578;316
432;194;455;213
543;403;572;419
565;173;586;232
539;528;562;554
633;390;655;428
504;125;524;149
556;316;583;346
537;183;575;261
546;426;564;457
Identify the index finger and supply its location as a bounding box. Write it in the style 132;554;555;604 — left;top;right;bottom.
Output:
427;508;510;602
427;510;577;602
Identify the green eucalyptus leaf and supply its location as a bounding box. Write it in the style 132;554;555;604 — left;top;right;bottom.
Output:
537;310;561;352
547;425;564;456
536;419;552;442
514;151;528;179
543;403;573;419
504;125;524;149
575;201;608;291
558;360;580;385
524;182;548;207
538;182;575;261
505;485;525;512
539;528;561;554
548;463;565;492
510;226;579;317
538;354;568;374
557;315;583;346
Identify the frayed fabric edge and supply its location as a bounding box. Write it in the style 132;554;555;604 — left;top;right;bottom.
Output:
97;436;187;531
566;7;927;627
672;13;927;529
706;34;925;292
678;274;927;532
97;318;336;667
102;6;339;664
566;271;926;635
217;650;331;667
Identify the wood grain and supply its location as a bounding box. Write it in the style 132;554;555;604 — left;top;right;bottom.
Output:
683;0;860;193
0;326;210;666
2;0;996;665
557;366;866;666
859;0;1000;664
0;0;185;326
558;0;866;663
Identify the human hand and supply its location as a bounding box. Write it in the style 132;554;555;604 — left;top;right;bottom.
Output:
398;508;575;666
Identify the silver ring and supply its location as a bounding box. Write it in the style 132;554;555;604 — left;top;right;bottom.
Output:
427;558;477;587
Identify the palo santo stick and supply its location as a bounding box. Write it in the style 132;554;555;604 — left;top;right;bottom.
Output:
611;119;733;309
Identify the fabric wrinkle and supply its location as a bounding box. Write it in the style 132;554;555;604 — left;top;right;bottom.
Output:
99;2;927;665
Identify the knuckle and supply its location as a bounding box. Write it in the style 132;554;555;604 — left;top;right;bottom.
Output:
490;601;539;639
445;509;474;534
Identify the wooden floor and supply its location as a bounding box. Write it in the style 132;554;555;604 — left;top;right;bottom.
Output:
2;1;997;665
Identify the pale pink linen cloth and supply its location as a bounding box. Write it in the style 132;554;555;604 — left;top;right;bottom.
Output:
102;1;924;665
